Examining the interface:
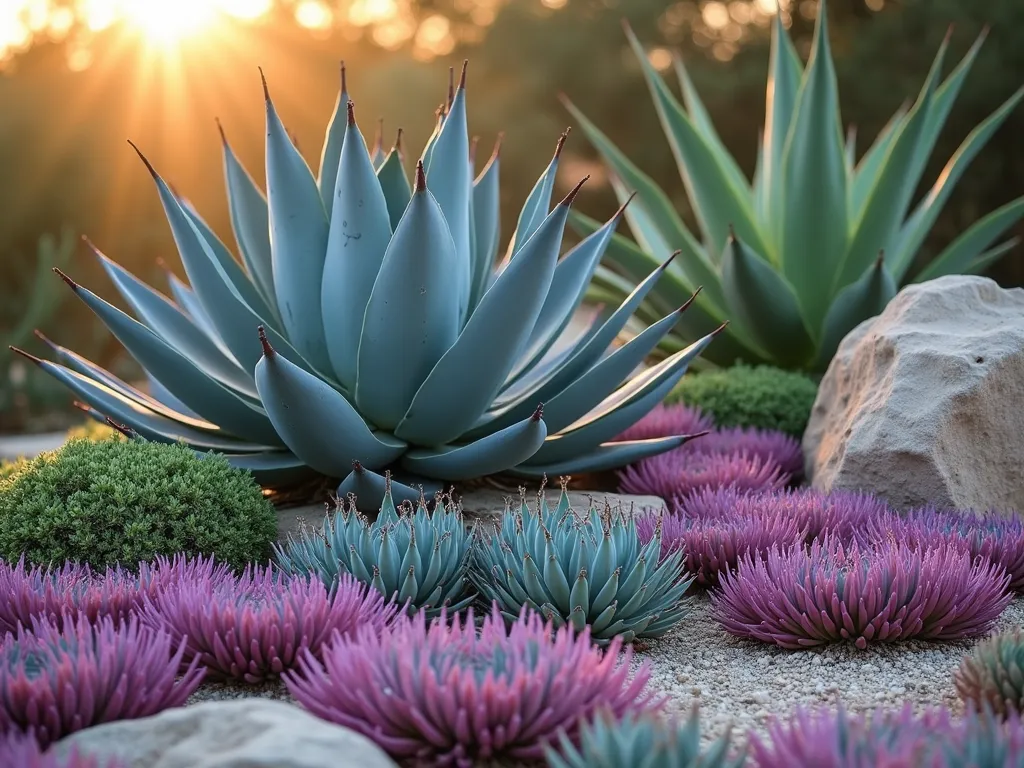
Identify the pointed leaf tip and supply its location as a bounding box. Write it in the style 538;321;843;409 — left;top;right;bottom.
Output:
555;127;571;159
531;403;545;421
215;117;227;144
677;286;703;313
258;67;270;100
394;127;404;155
346;100;356;126
470;136;480;162
459;59;468;89
560;175;589;206
372;116;383;150
32;329;55;348
127;140;159;179
340;60;346;92
352;460;365;473
257;325;275;357
712;321;730;336
105;417;137;439
52;267;78;290
8;346;42;365
614;190;638;218
662;249;682;270
875;250;885;267
415;160;427;192
447;67;455;107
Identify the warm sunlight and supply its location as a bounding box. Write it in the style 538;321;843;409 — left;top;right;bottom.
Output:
114;0;273;47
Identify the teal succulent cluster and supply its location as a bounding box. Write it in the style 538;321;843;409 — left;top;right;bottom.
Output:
570;0;1024;372
473;479;694;644
14;60;719;505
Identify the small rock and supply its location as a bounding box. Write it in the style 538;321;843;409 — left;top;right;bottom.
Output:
50;700;397;768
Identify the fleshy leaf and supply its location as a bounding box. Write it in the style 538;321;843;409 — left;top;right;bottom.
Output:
376;133;411;231
470;136;501;308
503;130;565;261
816;254;896;366
317;63;349;216
913;199;1024;283
511;435;693;478
322;102;394;389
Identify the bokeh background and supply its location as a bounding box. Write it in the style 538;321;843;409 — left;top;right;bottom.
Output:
2;0;1022;432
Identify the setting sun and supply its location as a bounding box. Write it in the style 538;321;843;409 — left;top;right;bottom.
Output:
119;1;216;46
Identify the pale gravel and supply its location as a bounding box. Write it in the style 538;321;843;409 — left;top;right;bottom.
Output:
632;593;1024;750
181;596;1024;756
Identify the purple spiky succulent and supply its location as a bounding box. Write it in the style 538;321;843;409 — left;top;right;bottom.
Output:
285;608;660;766
698;426;804;479
712;538;1011;649
679;487;889;546
618;449;788;500
0;555;226;635
0;614;202;748
615;404;714;442
141;561;395;683
864;506;1024;593
751;703;1024;767
636;510;805;587
0;732;120;768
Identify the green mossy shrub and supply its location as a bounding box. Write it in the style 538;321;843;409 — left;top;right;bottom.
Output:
0;437;278;569
667;364;819;438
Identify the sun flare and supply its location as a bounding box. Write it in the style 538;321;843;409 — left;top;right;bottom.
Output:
89;0;274;48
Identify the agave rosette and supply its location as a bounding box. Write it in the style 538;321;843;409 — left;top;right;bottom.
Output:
567;3;1024;371
15;62;717;500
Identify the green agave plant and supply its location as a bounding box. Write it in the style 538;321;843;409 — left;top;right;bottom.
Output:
567;3;1024;371
954;630;1024;717
275;472;476;617
12;62;720;503
545;709;744;768
473;479;694;644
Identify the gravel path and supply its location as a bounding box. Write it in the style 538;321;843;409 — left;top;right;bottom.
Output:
634;593;1024;748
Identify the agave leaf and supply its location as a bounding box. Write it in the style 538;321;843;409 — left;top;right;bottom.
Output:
965;238;1022;276
263;73;333;372
503;132;563;261
91;245;257;398
849;103;909;219
393;183;577;445
317;63;349;216
424;64;473;321
400;406;547;481
132;143;316;378
511;435;692;477
322;105;394;389
758;11;804;234
222;451;322;488
163;269;222;348
506;201;630;386
815;255;896;367
623;23;767;260
218;122;277;311
906;31;988;207
912;198;1024;283
720;234;815;368
540;300;695;434
470;138;501;308
355;164;462;429
526;334;714;464
336;464;425;510
778;0;849;329
838;34;948;289
255;329;406;477
181;200;283;332
890;85;1024;280
146;373;202;418
589;265;671;326
376;140;411;231
673;53;750;198
56;270;284;446
844;127;857;179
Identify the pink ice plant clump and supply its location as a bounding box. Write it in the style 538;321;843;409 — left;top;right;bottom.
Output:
0;555;227;635
0;731;121;768
751;703;1024;767
141;560;396;683
863;506;1024;593
636;509;805;587
0;614;202;748
680;487;891;546
697;425;804;478
285;608;660;767
711;538;1011;649
618;449;789;501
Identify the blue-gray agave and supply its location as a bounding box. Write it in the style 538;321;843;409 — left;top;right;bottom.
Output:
13;61;719;503
545;709;744;768
568;3;1024;371
473;479;694;644
274;471;475;617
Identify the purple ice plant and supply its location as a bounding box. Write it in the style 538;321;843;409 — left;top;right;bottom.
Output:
864;506;1024;592
285;607;660;767
141;560;395;683
679;487;890;546
711;538;1011;649
618;449;788;501
636;509;805;587
0;614;202;748
0;555;226;635
697;425;804;478
0;731;121;768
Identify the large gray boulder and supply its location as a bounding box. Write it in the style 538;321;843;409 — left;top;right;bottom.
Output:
803;275;1024;513
50;700;398;768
